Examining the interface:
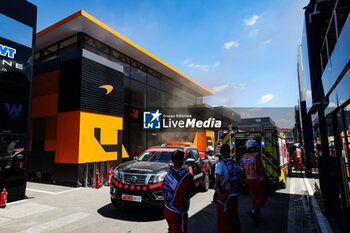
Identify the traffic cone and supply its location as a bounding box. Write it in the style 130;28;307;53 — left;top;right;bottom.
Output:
0;188;8;208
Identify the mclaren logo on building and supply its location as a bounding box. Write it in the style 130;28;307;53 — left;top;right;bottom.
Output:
99;85;114;95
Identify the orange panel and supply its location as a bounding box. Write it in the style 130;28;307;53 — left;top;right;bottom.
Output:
55;111;80;163
193;130;207;152
193;130;215;152
78;111;123;163
45;140;56;151
32;70;59;97
31;94;58;118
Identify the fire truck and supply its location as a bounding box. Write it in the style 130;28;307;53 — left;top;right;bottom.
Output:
217;127;289;191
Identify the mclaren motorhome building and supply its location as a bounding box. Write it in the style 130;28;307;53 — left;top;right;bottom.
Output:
28;10;236;187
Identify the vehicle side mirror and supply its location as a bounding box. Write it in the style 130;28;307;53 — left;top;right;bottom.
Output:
185;158;195;164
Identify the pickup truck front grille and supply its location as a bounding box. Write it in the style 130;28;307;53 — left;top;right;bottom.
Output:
123;173;147;185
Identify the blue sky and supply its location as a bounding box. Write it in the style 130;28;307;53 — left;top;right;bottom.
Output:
29;0;309;107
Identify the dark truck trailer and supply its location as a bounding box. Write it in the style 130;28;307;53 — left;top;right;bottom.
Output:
0;1;37;202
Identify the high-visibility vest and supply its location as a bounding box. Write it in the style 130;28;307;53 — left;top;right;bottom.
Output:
163;167;190;213
295;148;302;158
241;153;260;179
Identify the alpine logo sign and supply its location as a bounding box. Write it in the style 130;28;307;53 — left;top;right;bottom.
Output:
143;109;222;129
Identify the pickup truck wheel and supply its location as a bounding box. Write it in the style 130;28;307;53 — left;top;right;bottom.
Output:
200;173;210;192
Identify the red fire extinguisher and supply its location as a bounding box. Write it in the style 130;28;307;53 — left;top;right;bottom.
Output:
96;169;102;189
107;168;113;186
0;188;8;208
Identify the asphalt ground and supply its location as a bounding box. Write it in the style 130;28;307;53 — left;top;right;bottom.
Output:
0;173;315;233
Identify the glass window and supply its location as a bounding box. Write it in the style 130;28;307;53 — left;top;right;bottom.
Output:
137;151;172;163
148;75;160;89
41;44;58;61
130;120;145;157
130;79;145;107
124;76;130;104
130;67;147;83
336;68;350;106
191;149;201;161
59;36;78;49
185;149;200;161
161;80;170;93
124;104;130;120
0;13;33;47
161;91;170;108
58;43;77;55
84;35;108;53
147;86;161;108
34;52;40;61
120;61;130;77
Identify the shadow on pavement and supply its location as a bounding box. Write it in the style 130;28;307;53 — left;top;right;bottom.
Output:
188;192;291;233
97;203;164;222
188;203;217;233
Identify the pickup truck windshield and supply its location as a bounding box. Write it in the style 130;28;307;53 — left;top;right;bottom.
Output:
138;151;173;163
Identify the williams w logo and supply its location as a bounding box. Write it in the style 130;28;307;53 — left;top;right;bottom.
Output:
5;103;22;119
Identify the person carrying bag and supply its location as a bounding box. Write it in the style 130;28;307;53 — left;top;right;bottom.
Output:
215;144;242;233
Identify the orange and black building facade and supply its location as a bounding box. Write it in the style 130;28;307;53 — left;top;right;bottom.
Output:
30;46;125;186
29;11;214;187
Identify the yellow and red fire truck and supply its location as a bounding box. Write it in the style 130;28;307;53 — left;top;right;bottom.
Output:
217;128;289;190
